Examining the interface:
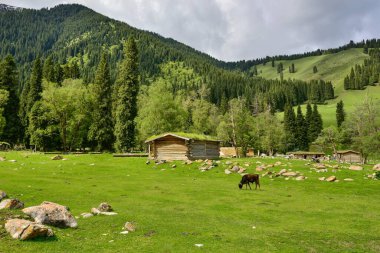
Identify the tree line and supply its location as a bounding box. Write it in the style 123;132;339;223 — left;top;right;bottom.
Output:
344;48;380;90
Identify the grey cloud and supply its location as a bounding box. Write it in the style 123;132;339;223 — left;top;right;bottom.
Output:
2;0;380;61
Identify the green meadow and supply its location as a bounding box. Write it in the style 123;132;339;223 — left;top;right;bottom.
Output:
0;153;379;252
260;48;380;127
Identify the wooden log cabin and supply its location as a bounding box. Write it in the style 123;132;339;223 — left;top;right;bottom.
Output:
145;133;220;161
288;151;325;160
336;150;362;163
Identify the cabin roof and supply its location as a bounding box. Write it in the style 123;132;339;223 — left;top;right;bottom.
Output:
145;132;220;143
287;151;325;155
337;150;360;154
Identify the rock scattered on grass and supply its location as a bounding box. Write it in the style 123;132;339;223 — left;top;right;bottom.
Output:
22;201;78;228
372;164;380;171
5;219;54;240
0;190;7;201
98;202;113;212
120;231;129;234
318;177;326;181
124;222;136;232
80;213;93;218
194;244;204;247
51;155;63;160
8;160;17;162
224;169;231;175
0;199;24;210
349;165;363;171
295;176;306;181
282;172;299;177
326;176;337;182
0;156;5;161
344;178;354;182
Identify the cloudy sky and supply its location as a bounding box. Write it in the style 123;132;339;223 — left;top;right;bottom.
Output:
3;0;380;61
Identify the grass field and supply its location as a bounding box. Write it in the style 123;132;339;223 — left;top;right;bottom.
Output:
0;153;379;252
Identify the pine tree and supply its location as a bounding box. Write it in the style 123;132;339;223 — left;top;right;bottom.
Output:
271;59;275;68
88;52;114;151
336;100;345;128
295;105;308;150
308;104;323;142
43;55;54;82
313;66;318;73
363;45;368;54
283;103;296;151
0;55;22;144
305;103;312;139
113;37;139;152
27;57;43;114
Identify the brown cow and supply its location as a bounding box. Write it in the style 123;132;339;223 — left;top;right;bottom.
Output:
238;174;260;190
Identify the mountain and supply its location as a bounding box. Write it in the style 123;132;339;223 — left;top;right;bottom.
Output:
0;4;22;11
0;2;377;118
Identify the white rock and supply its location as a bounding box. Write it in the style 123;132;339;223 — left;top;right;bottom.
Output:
194;244;204;247
120;231;129;235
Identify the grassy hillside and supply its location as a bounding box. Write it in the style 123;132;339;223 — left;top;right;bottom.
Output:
0;153;379;252
257;48;368;93
263;49;380;127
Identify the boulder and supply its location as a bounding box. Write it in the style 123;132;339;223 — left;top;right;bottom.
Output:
171;164;177;168
51;155;63;160
282;172;298;177
255;167;264;172
0;190;6;201
5;219;53;240
91;207;101;215
145;160;150;165
244;163;250;167
224;169;232;175
230;165;240;172
225;161;232;165
274;161;282;166
8;160;17;162
278;169;287;175
326;176;337;182
99;211;118;216
332;165;339;169
0;156;5;161
266;164;274;168
124;222;136;232
97;202;113;212
372;164;380;171
80;213;93;218
349;165;363;171
318;177;326;181
238;167;246;174
344;178;354;182
22;201;77;228
0;199;24;210
295;176;306;181
314;164;326;169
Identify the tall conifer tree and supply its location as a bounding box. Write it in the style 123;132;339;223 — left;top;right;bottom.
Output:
283;103;296;151
336;100;345;128
308;104;323;142
295;105;308;150
113;37;139;152
88;52;114;150
0;55;22;144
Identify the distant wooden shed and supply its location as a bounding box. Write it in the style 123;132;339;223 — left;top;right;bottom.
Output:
337;150;362;163
145;133;220;161
288;151;325;160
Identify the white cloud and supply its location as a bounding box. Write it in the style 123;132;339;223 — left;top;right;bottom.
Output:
2;0;380;61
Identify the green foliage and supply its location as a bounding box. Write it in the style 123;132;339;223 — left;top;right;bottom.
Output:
314;126;340;154
336;100;345;128
0;55;22;144
344;48;380;90
26;57;43;113
41;79;93;151
344;95;380;163
217;98;254;156
283;104;296;151
113;38;139;152
88;52;114;151
136;79;187;143
295;105;309;150
308;104;323;143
